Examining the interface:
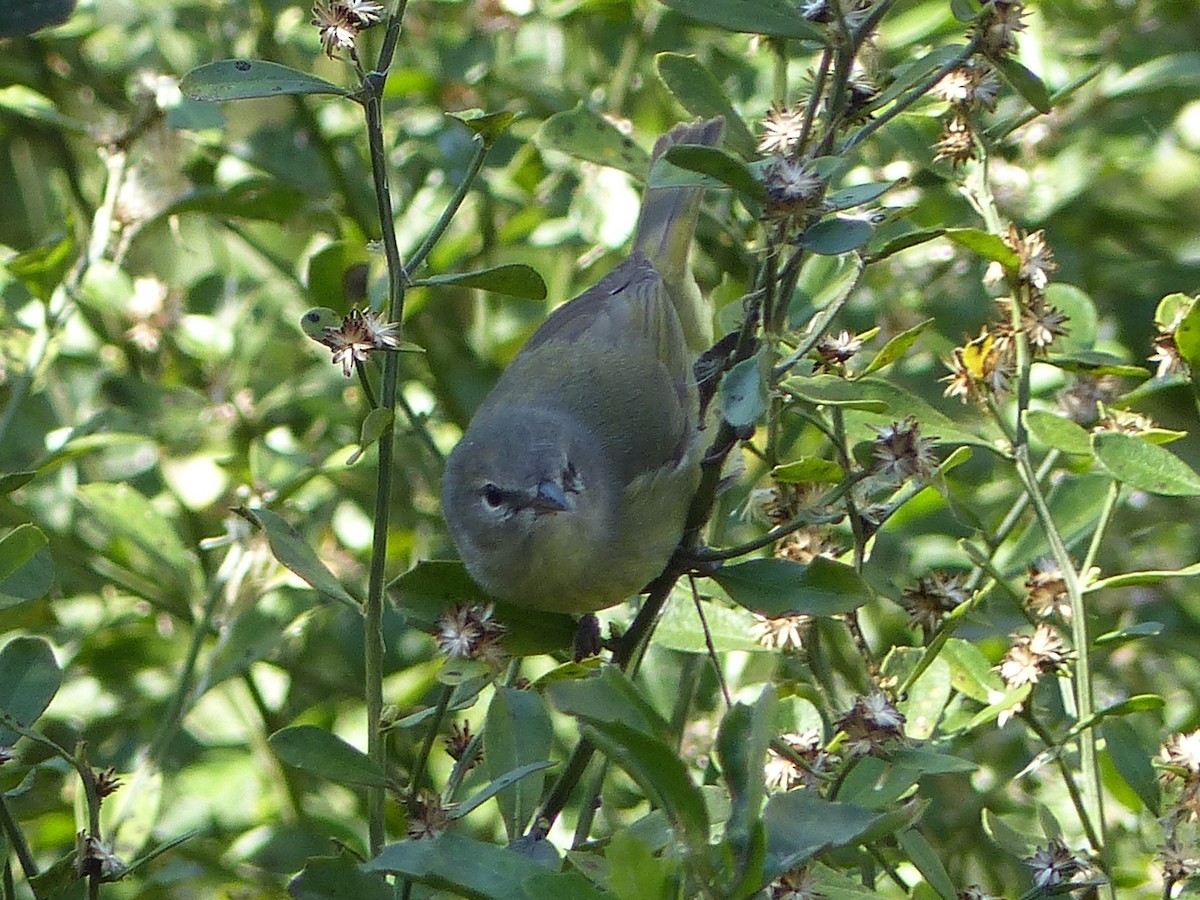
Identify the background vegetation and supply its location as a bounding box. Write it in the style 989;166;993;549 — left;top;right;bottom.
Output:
3;0;1200;897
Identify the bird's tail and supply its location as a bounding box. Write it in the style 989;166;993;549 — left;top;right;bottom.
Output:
633;117;725;355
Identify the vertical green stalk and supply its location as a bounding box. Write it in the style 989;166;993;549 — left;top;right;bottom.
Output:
361;6;410;859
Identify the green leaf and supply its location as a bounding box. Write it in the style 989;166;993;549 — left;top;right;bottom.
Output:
180;60;350;101
1093;431;1200;496
1024;409;1092;455
582;718;710;857
789;252;864;326
992;55;1052;113
288;855;394;900
1093;621;1163;645
546;667;672;743
1155;292;1194;331
347;407;394;465
0;524;47;583
0;541;53;612
1090;561;1200;590
447;109;518;144
366;832;607;899
0;471;36;495
802;217;874;255
943;228;1020;268
720;353;769;427
390;560;578;656
654;54;756;158
1105;52;1200;97
1043;350;1149;378
941;638;1003;704
236;507;360;609
782;375;888;412
413;264;548;300
535;105;650;179
652;594;766;653
1173;298;1200;373
3;230;75;302
871;227;947;261
450;760;555;821
269;725;389;788
771;456;845;484
0;0;75;38
606;828;680;900
897;829;956;900
762;792;881;878
716;689;774;877
485;687;554;840
1101;718;1160;816
826;182;897;212
859;318;932;377
657;0;824;40
663;144;766;203
982;808;1036;857
710;556;873;618
0;636;62;745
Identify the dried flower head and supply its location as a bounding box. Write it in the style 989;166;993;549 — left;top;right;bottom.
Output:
752;612;808;652
435;603;507;662
1159;837;1200;883
339;0;384;25
93;767;123;801
1022;838;1085;890
775;528;841;564
935;61;1001;112
314;308;403;376
871;416;938;482
977;0;1028;58
1007;224;1058;291
903;571;970;632
406;792;450;840
770;865;824;899
75;832;125;879
764;731;827;791
1057;376;1121;426
762;158;824;225
1025;559;1071;621
1023;300;1070;352
1150;329;1186;380
836;689;906;757
1094;407;1156;435
814;329;864;371
312;3;359;56
933;114;975;167
1162;730;1200;777
758;103;808;156
998;623;1069;688
445;720;479;767
843;70;880;125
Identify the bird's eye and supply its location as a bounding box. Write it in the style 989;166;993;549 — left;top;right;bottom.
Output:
481;483;504;509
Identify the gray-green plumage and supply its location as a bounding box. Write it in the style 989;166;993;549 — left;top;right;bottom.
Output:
442;118;723;613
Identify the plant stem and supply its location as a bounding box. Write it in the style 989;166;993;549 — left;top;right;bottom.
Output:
0;794;38;883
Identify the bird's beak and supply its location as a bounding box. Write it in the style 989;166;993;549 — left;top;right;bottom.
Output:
530;480;570;514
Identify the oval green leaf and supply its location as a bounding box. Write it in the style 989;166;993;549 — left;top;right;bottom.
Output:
535;105;649;178
771;456;845;485
664;144;766;203
802;217;873;255
0;636;62;745
181;60;350;101
235;506;360;609
1024;409;1092;456
1093;431;1200;496
412;264;547;300
658;0;824;40
720;353;769;428
711;556;872;618
655;53;757;158
269;724;389;787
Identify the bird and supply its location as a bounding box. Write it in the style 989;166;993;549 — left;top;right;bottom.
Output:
442;117;724;614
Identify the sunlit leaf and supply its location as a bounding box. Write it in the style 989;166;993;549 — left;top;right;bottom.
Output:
413;264;548;300
711;557;873;617
269;725;389;788
1093;431;1200;496
181;60;350;101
